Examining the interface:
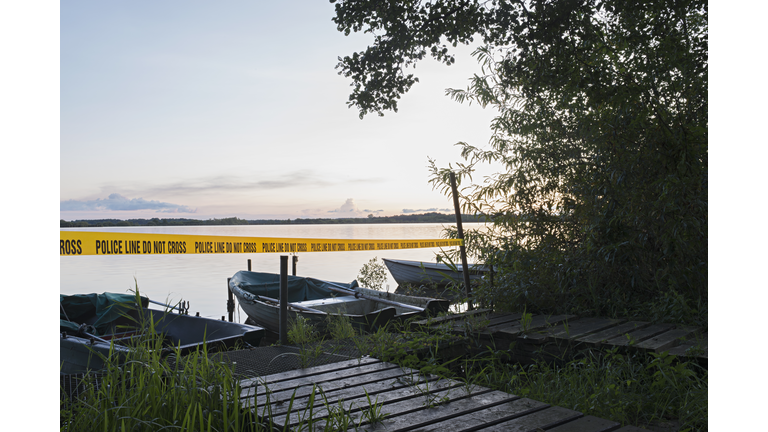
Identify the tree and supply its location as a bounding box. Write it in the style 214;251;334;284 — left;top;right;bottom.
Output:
332;0;707;323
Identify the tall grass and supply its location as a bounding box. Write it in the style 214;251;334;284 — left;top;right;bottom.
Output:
60;304;264;432
460;347;708;431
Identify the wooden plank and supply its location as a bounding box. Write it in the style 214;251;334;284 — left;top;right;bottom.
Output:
395;397;549;432
521;316;621;344
484;312;525;327
411;309;492;327
476;406;583;432
633;325;700;353
241;360;402;399
340;389;519;431
667;331;708;358
575;321;652;346
614;426;654;432
480;313;525;333
495;314;577;340
274;377;467;428
239;356;381;389
547;415;621;432
605;323;676;348
449;312;519;333
262;374;438;417
247;367;425;410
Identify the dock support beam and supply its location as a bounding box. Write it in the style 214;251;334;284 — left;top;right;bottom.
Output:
450;172;473;310
227;277;234;322
279;255;289;345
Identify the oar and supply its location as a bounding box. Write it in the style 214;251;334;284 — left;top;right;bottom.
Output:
147;299;188;314
253;294;325;314
228;282;325;314
322;281;424;312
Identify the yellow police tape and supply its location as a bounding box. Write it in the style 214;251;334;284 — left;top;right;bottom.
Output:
60;231;463;256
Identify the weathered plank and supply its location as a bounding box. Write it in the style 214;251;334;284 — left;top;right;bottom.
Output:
247;367;426;411
345;389;519;432
477;406;583;432
403;397;549;432
614;426;654;432
605;323;676;348
633;325;700;353
411;309;492;327
280;373;438;413
239;356;381;389
450;312;520;333
666;331;708;359
495;314;577;340
522;317;624;344
546;415;621;432
575;321;652;346
241;360;401;399
274;377;467;428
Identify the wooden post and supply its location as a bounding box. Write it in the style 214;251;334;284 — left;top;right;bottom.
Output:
450;172;474;310
292;255;298;276
247;259;252;271
227;277;234;322
279;255;289;345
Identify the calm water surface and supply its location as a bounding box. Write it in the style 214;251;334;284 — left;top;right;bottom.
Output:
60;223;482;321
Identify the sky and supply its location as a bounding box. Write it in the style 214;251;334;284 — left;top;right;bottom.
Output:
59;1;500;221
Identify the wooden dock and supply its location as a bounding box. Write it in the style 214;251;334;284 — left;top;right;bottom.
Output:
413;310;707;366
238;356;652;431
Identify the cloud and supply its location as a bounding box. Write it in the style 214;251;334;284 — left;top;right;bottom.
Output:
60;193;197;213
401;208;453;214
98;173;384;198
328;198;359;213
327;198;369;217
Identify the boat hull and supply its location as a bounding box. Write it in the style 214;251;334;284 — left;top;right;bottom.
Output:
228;271;449;334
382;258;486;288
60;307;265;375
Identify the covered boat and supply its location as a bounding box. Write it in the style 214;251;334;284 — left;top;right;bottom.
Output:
228;271;449;334
382;258;488;289
60;292;265;375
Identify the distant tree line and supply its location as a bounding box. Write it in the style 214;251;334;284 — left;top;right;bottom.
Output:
59;212;483;227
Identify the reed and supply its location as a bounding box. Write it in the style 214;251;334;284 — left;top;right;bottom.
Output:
60;299;265;432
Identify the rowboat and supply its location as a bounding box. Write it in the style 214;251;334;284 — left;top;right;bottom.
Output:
382;258;488;288
60;292;265;375
228;271;449;334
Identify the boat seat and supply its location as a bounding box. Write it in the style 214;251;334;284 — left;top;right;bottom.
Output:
294;295;378;315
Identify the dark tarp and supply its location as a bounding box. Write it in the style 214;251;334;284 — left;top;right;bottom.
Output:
60;293;148;336
229;271;358;302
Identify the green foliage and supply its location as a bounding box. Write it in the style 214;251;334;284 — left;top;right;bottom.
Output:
60;308;263;431
357;257;388;291
345;318;707;431
332;0;707;324
499;349;708;431
325;314;357;340
357;390;390;428
287;316;320;345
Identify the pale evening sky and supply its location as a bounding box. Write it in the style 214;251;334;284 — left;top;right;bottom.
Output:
59;1;499;221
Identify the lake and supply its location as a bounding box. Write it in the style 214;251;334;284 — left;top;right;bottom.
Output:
60;223;482;321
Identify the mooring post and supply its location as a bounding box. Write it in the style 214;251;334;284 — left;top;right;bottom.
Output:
279;255;289;345
450;171;474;310
292;255;298;276
227;277;234;322
247;259;252;271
